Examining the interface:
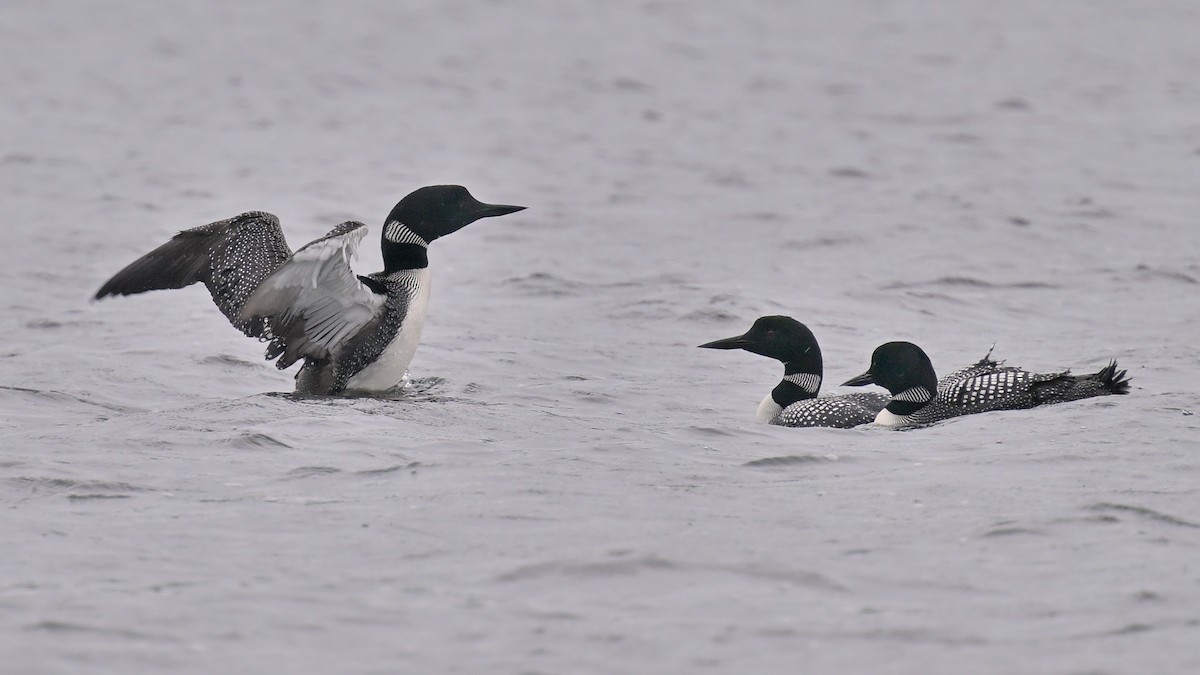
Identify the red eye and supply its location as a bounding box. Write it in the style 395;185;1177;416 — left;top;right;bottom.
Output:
766;330;776;339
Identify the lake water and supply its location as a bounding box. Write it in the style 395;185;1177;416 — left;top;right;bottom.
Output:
2;1;1199;672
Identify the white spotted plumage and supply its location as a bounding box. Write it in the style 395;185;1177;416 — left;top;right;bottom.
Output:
772;392;891;428
857;343;1131;428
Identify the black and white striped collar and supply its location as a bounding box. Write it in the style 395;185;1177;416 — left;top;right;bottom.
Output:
384;220;429;247
892;386;933;404
783;372;821;395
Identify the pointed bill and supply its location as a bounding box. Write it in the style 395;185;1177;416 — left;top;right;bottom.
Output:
841;370;876;387
698;334;751;350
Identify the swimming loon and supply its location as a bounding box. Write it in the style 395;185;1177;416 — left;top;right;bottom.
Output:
842;341;1130;427
699;316;890;428
95;185;525;395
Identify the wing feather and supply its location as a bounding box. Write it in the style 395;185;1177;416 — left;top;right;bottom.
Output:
95;211;292;338
936;345;1002;395
239;222;385;369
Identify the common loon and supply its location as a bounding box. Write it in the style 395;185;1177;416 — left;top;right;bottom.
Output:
699;316;890;428
842;341;1131;428
95;185;525;395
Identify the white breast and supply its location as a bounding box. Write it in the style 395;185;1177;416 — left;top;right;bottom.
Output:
873;407;907;427
755;393;782;424
344;267;431;392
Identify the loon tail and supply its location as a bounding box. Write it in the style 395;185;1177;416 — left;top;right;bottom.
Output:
1033;359;1130;404
1093;360;1131;395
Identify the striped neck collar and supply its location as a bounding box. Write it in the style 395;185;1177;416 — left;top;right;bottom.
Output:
384;220;429;248
783;372;821;395
892;386;933;403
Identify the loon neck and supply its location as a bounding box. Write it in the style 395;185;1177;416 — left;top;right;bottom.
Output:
884;385;934;416
382;241;428;272
382;220;431;272
771;365;822;408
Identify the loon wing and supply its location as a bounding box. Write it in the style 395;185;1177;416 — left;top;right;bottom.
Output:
945;360;1130;410
936;345;1002;396
239;221;385;370
94;211;292;339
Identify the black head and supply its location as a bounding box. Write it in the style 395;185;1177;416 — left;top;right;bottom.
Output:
699;316;822;370
384;185;525;244
842;341;938;395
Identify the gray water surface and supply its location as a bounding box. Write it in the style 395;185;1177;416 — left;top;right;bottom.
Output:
3;1;1199;673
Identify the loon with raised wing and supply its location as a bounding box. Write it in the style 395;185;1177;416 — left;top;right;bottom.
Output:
94;185;525;395
842;341;1130;428
699;316;890;428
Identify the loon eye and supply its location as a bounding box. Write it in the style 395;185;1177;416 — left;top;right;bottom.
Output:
766;330;776;340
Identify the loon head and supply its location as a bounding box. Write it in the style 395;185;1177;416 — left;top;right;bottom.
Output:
699;315;823;373
842;341;939;399
700;316;825;419
383;185;525;246
380;185;525;271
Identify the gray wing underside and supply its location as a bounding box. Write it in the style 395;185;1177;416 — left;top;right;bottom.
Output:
94;211;292;339
239;221;386;370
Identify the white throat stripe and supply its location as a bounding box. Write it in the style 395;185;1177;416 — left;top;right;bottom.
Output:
384;221;429;247
784;373;821;394
893;386;932;403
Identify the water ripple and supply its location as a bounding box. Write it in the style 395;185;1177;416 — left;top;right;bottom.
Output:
1088;503;1200;529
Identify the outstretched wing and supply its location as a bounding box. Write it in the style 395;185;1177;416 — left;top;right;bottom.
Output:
239;221;385;369
94;211;292;338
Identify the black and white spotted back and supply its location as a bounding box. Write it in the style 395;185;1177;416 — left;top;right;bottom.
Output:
904;362;1127;427
936;347;1001;395
772;392;890;428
